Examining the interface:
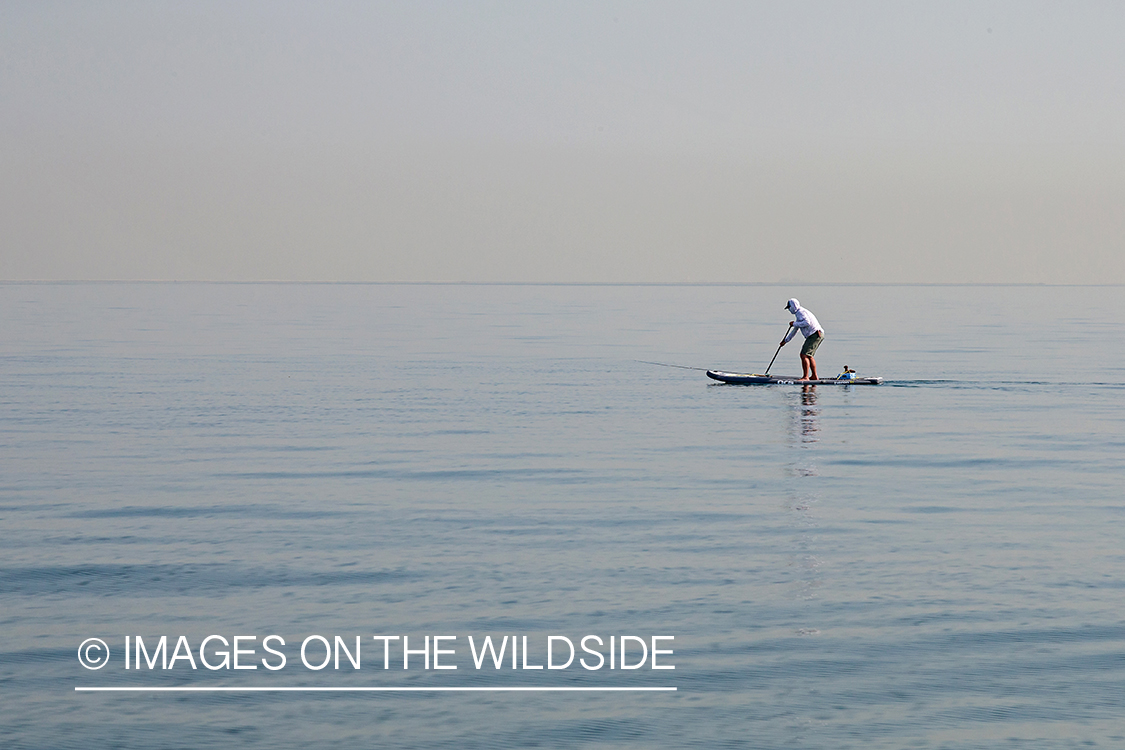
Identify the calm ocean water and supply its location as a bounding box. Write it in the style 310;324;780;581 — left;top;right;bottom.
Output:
2;283;1123;749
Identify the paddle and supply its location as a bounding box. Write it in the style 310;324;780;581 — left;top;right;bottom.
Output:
764;336;786;376
760;326;787;377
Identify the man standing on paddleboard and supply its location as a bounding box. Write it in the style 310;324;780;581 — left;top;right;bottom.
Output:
780;298;824;381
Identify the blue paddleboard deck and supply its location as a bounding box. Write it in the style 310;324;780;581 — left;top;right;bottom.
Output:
707;370;883;385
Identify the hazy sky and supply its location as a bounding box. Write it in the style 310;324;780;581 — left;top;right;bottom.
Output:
2;1;1123;282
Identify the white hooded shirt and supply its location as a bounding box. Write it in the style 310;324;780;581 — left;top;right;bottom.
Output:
782;299;823;343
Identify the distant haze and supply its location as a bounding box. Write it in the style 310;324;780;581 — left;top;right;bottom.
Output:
3;2;1123;283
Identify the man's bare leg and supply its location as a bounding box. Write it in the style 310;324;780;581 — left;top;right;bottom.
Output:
808;356;818;381
799;354;811;381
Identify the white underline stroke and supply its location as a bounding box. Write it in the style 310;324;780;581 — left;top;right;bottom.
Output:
76;686;676;692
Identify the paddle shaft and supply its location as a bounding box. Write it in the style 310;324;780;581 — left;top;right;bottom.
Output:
764;331;787;375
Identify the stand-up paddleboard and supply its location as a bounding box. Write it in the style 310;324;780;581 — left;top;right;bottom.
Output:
707;370;883;385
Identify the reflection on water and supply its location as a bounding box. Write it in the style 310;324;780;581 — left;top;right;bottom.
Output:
780;384;825;746
786;385;821;476
797;384;819;445
785;383;824;613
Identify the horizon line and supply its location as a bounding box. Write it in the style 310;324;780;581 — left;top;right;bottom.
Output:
4;280;1122;287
